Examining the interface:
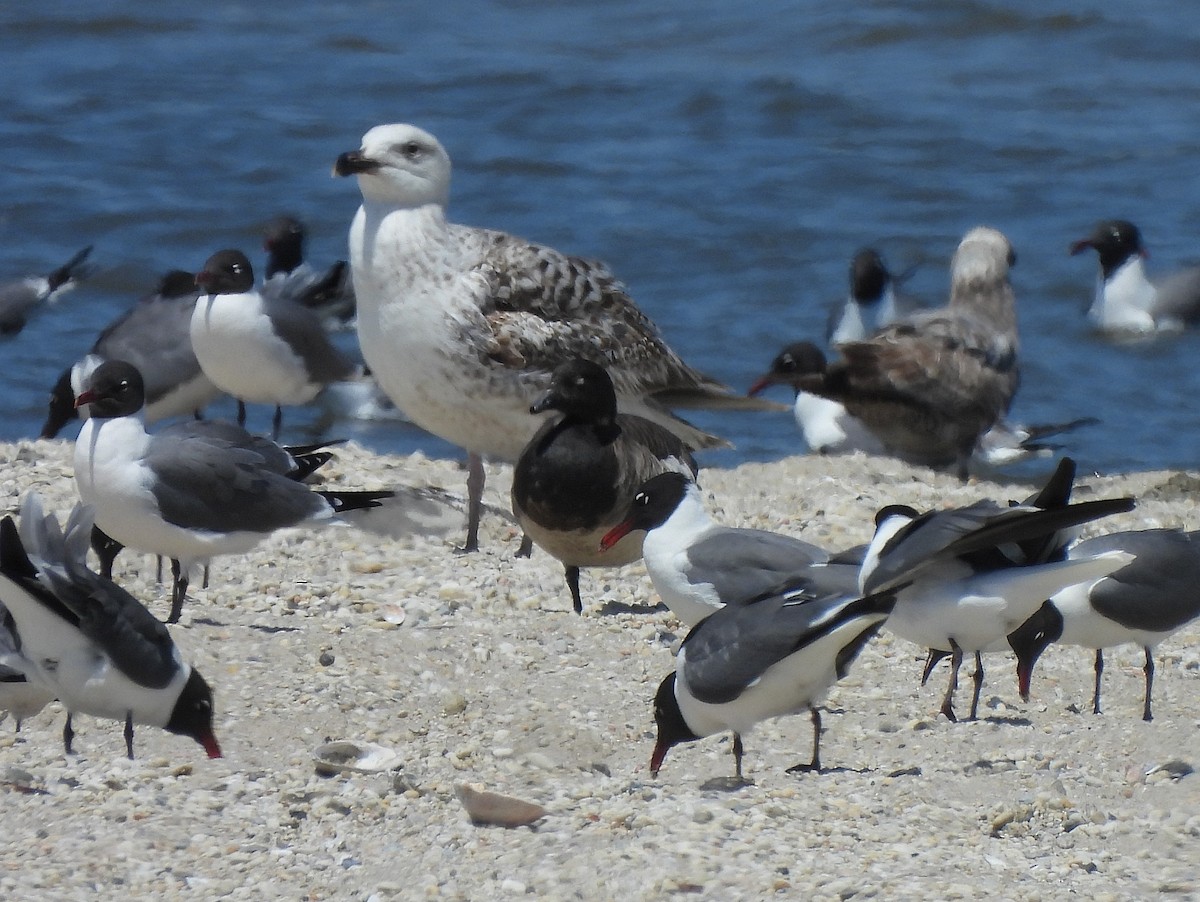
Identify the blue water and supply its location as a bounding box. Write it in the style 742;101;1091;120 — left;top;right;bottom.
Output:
4;1;1200;475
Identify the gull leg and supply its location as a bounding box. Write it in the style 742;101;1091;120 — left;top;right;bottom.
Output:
566;565;583;614
788;708;823;773
516;534;534;558
940;641;962;722
968;651;984;721
169;559;190;624
460;452;484;553
63;714;75;755
732;733;744;781
922;648;949;685
124;712;135;760
272;405;283;441
1142;647;1154;722
1092;649;1104;715
237;400;247;428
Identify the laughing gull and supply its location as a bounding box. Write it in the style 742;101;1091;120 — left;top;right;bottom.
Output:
1007;528;1200;721
1070;219;1200;334
0;601;55;732
826;248;923;345
72;360;392;623
650;573;895;781
792;227;1020;479
334;122;780;552
41;270;221;439
261;215;356;324
511;359;698;614
0;245;94;337
599;471;837;626
0;495;221;759
191;249;359;438
860;486;1135;722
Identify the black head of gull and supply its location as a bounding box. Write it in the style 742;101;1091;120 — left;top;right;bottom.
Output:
195;249;255;296
263;216;306;278
0;495;221;759
849;248;890;305
599;471;692;544
1007;527;1200;722
747;341;827;397
73;358;145;419
513;358;697;614
1070;219;1145;279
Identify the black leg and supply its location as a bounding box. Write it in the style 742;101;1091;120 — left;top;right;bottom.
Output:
63;713;75;755
968;651;984;721
1142;647;1154;722
515;534;534;558
787;707;823;774
202;564;210;590
124;712;135;760
566;565;583;614
155;555;163;585
237;400;247;427
940;641;962;722
732;733;744;781
169;559;189;624
460;452;484;553
90;525;123;580
1092;649;1104;715
272;405;283;441
922;648;949;686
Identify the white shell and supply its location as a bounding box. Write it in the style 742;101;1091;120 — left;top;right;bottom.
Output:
312;740;401;775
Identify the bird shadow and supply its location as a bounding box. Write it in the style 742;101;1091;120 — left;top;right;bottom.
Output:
595;599;669;617
699;775;753;792
189;616;300;634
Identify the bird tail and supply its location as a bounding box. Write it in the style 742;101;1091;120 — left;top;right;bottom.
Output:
317;489;395;513
46;246;95;293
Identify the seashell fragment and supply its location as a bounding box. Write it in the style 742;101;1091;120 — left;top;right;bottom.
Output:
313;740;402;775
455;783;548;827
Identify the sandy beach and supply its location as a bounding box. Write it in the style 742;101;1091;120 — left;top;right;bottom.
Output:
0;438;1197;900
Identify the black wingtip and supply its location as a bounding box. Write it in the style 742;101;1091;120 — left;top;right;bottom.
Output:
1028;457;1077;509
0;516;37;580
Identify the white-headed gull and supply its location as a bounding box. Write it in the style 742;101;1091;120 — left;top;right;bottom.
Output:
0;494;221;759
512;358;697;614
334;122;780;551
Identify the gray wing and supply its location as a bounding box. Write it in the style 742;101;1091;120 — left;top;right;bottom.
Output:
0;279;45;334
158;420;297;475
682;585;891;705
263;295;357;383
683;529;831;605
145;432;327;533
1152;266;1200;322
17;500;179;688
1072;529;1200;632
95;292;208;404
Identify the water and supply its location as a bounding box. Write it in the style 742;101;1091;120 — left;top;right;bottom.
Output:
4;1;1200;476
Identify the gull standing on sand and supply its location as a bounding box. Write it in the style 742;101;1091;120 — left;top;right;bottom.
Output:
191;249;359;438
792;227;1021;479
1007;527;1200;721
72;360;392;623
511;359;698;615
0;495;221;759
334;122;777;551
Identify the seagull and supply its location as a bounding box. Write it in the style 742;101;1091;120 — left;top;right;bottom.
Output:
650;574;895;781
334;122;780;552
511;359;698;614
600;471;837;626
0;245;94;337
41;270;220;439
1070;219;1200;334
0;601;55;732
1007;528;1200;721
826;247;922;345
191;249;360;438
860;486;1136;722
0;494;221;759
261;215;356;324
72;360;392;623
791;227;1020;479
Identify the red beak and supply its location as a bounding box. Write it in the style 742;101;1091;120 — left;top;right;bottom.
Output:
73;390;97;409
1016;661;1032;702
649;738;669;777
200;731;223;759
747;375;773;397
1068;239;1093;256
599;520;634;552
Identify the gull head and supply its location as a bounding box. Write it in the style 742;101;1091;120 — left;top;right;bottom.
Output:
334;123;452;209
950;226;1016;287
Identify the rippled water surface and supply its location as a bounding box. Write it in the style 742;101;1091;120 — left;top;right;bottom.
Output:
4;1;1200;475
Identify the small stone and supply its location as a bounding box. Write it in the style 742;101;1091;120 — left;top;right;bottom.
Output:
319;652;335;667
442;691;467;716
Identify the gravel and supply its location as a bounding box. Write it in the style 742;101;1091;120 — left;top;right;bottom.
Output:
0;439;1197;900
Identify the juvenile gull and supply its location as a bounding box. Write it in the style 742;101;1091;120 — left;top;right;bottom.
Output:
42;270;220;439
191;249;359;438
72;361;391;623
0;494;221;759
600;471;836;627
511;359;697;614
1070;218;1200;334
0;245;93;337
1008;528;1200;721
793;227;1021;478
334;122;778;551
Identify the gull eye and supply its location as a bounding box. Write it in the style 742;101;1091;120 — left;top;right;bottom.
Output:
635;492;650;508
401;141;422;158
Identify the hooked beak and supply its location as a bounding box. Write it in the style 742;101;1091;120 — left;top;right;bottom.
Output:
599;519;635;552
73;390;98;410
529;390;557;416
333;150;381;177
200;731;223;759
1016;659;1033;702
